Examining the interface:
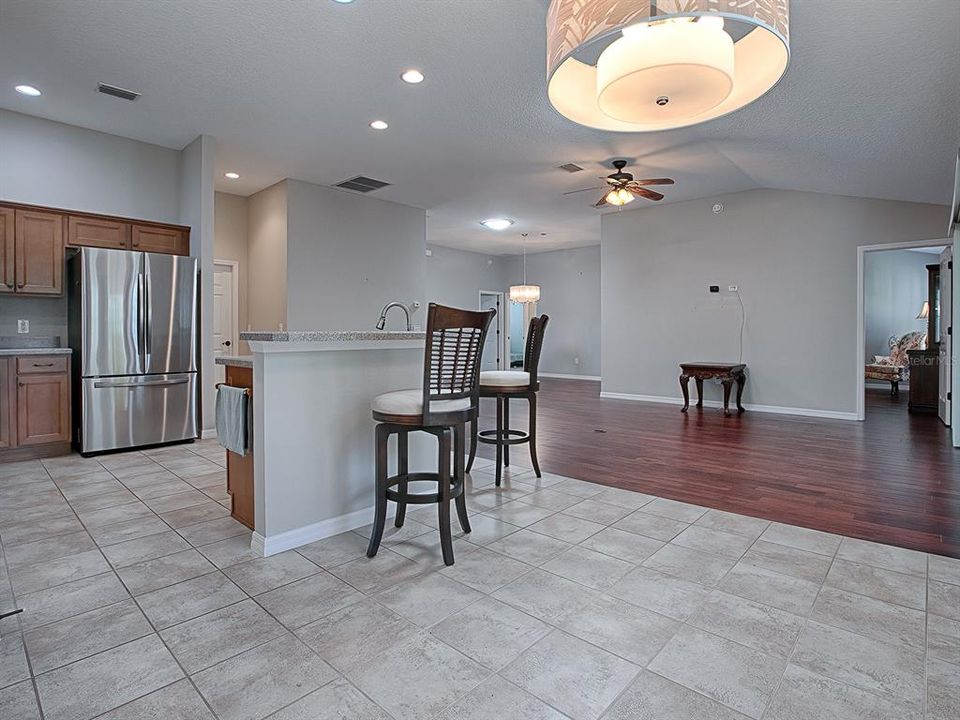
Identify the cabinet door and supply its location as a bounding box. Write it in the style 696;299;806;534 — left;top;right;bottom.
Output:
132;224;189;255
0;358;14;449
67;215;130;250
17;373;70;445
0;207;14;293
15;209;64;295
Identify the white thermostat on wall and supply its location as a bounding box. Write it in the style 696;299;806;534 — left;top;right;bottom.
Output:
712;203;724;214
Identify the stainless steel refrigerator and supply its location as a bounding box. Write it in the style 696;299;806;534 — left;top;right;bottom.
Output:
68;247;199;454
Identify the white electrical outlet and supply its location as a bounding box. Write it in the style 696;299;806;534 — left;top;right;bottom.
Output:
17;319;29;334
728;285;739;292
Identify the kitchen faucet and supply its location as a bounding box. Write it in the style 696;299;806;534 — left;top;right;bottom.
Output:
376;301;413;331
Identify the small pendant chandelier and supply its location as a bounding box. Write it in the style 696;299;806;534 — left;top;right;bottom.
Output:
546;0;790;132
509;233;541;304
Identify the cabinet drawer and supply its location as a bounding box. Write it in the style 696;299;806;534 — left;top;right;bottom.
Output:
17;355;69;374
68;216;131;250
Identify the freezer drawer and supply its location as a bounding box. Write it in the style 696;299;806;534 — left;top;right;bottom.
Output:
81;373;198;453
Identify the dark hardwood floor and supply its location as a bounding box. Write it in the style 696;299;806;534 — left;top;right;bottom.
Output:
475;379;960;558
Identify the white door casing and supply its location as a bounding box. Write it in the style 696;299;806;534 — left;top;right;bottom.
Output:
479;291;503;371
213;261;239;386
939;246;952;425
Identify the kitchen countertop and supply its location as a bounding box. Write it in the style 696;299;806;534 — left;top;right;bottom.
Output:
215;355;253;368
0;348;72;356
240;330;425;343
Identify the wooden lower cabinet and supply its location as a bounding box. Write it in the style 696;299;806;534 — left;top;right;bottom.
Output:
224;365;255;529
0;354;71;457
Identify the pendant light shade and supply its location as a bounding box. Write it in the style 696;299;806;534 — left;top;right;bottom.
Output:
546;0;790;132
510;234;541;304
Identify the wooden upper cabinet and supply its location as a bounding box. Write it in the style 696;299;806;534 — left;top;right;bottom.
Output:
0;207;14;293
15;209;64;295
132;224;189;255
68;215;130;250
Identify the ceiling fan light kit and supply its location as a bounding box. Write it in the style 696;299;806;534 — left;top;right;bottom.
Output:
546;0;790;132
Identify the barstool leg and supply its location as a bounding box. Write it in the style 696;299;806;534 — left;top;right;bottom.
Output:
453;422;471;534
466;418;478;473
394;430;409;528
503;396;510;467
495;396;503;487
438;428;455;566
367;424;390;558
528;393;542;478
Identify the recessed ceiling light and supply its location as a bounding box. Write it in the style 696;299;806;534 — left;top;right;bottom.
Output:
224;172;240;180
370;120;389;130
15;85;41;97
481;218;514;231
401;69;425;84
333;0;354;3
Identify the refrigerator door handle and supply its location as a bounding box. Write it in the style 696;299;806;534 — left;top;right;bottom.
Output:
93;377;191;389
144;268;152;359
136;271;146;363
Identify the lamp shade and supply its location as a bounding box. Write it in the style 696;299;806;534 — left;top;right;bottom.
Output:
509;284;541;304
546;0;790;132
917;300;930;320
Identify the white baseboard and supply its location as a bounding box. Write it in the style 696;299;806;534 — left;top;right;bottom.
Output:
200;428;218;440
251;503;393;557
598;391;860;421
539;373;601;381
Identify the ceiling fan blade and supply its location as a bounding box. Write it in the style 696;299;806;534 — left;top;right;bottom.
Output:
631;187;665;201
632;178;675;186
594;195;609;207
563;186;605;196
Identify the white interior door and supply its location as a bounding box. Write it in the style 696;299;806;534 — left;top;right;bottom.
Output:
939;246;952;425
213;263;237;386
479;292;502;371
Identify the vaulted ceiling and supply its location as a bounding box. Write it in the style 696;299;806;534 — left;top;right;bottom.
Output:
1;0;958;253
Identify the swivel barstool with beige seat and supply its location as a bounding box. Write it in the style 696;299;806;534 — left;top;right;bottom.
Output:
467;315;549;486
368;303;495;566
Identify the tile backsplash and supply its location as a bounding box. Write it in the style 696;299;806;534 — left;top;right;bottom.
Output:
0;294;68;340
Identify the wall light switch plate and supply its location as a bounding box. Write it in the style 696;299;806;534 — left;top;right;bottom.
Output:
728;285;739;292
17;319;29;334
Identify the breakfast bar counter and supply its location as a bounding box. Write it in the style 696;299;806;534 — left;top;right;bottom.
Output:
239;330;432;555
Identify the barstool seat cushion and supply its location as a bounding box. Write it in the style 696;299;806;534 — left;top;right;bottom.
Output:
371;389;471;417
480;370;530;387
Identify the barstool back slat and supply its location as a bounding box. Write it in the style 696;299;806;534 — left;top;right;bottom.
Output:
421;303;496;426
524;314;550;388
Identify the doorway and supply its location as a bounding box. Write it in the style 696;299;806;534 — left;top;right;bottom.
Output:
213;260;239;385
857;239;953;422
479;290;504;371
507;299;537;369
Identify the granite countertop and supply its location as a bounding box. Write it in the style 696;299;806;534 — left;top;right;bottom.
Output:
215;355;253;368
0;348;72;356
240;330;426;343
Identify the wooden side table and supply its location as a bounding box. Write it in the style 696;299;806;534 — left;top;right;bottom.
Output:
680;362;746;416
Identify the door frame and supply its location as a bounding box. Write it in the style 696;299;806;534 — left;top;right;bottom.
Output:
213;259;240;358
856;237;954;421
479;290;505;370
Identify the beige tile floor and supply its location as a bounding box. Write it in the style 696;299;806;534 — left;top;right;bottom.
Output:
0;441;958;720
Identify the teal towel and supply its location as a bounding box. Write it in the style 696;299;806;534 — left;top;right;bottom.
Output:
216;385;249;456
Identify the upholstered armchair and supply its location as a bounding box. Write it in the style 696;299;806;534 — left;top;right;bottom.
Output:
864;331;927;395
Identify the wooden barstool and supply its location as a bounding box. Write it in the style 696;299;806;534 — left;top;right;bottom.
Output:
467;315;549;486
368;303;495;566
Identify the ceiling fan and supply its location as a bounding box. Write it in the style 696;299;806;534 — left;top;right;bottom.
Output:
564;160;674;207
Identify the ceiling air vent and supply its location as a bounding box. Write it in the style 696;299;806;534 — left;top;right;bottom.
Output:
98;83;140;102
558;163;584;173
333;176;391;193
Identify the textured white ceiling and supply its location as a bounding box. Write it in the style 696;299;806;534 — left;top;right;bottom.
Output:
1;0;958;254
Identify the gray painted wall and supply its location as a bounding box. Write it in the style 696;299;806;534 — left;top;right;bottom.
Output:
601;189;948;415
864;250;931;360
504;245;601;377
285;179;426;331
246;181;288;331
0;110;181;223
215;192;250;352
425;245;506;311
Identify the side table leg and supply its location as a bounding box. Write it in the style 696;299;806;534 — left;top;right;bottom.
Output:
735;371;746;413
680;374;690;413
721;379;733;416
695;378;704;408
